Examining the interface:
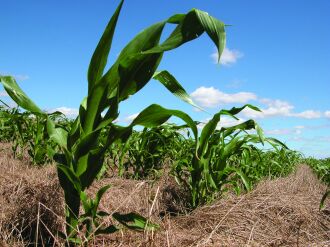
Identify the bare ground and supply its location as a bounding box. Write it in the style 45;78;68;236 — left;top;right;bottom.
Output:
0;142;329;246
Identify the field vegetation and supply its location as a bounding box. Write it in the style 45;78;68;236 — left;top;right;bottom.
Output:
0;1;329;246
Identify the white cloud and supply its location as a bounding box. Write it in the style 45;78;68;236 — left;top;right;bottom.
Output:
241;99;293;119
241;99;323;120
123;113;139;123
48;107;79;116
0;90;8;97
190;87;257;108
265;128;292;135
211;48;243;65
289;110;321;119
324;111;330;118
265;125;305;136
198;116;245;130
289;135;330;143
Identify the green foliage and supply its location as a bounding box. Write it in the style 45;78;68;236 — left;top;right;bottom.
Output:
173;105;270;207
228;147;302;194
0;105;66;165
119;124;188;178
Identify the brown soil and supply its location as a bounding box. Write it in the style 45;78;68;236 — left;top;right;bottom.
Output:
0;142;329;246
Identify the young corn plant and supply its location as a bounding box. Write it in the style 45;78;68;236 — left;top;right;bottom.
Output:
173;105;288;208
227;142;294;193
1;0;226;244
0;106;61;164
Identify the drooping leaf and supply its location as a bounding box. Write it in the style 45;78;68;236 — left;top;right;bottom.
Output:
0;76;43;114
153;70;202;110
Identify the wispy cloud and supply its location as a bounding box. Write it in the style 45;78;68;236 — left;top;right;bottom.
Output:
265;125;305;136
289;110;322;119
190;87;257;108
211;48;243;65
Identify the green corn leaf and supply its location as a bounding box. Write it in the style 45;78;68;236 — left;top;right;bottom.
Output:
319;190;329;210
130;104;198;142
229;167;251;191
117;53;163;101
222;120;256;138
95;184;111;210
265;137;288;150
144;9;225;58
194;9;226;63
0;76;43;114
153;70;202;110
88;0;124;92
47;118;68;149
80;191;91;212
57;164;81;193
83;22;166;133
73;129;100;163
112;212;159;231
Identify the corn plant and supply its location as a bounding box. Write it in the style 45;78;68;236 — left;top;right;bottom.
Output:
227;145;298;194
0;105;62;164
172;105;291;207
171;106;258;207
1;0;227;244
119;124;187;178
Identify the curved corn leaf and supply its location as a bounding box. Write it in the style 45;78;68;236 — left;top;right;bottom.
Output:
95;184;111;210
144;9;226;59
0;76;43;114
153;70;203;110
320;190;329;210
130;104;198;143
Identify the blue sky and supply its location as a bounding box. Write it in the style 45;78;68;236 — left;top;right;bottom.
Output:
1;0;329;158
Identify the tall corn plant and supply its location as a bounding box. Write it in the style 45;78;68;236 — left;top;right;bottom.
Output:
0;0;226;243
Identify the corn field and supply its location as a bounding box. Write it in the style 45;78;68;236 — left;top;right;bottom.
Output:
0;1;329;246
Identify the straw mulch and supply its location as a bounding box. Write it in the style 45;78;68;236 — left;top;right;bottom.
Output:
0;143;329;246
